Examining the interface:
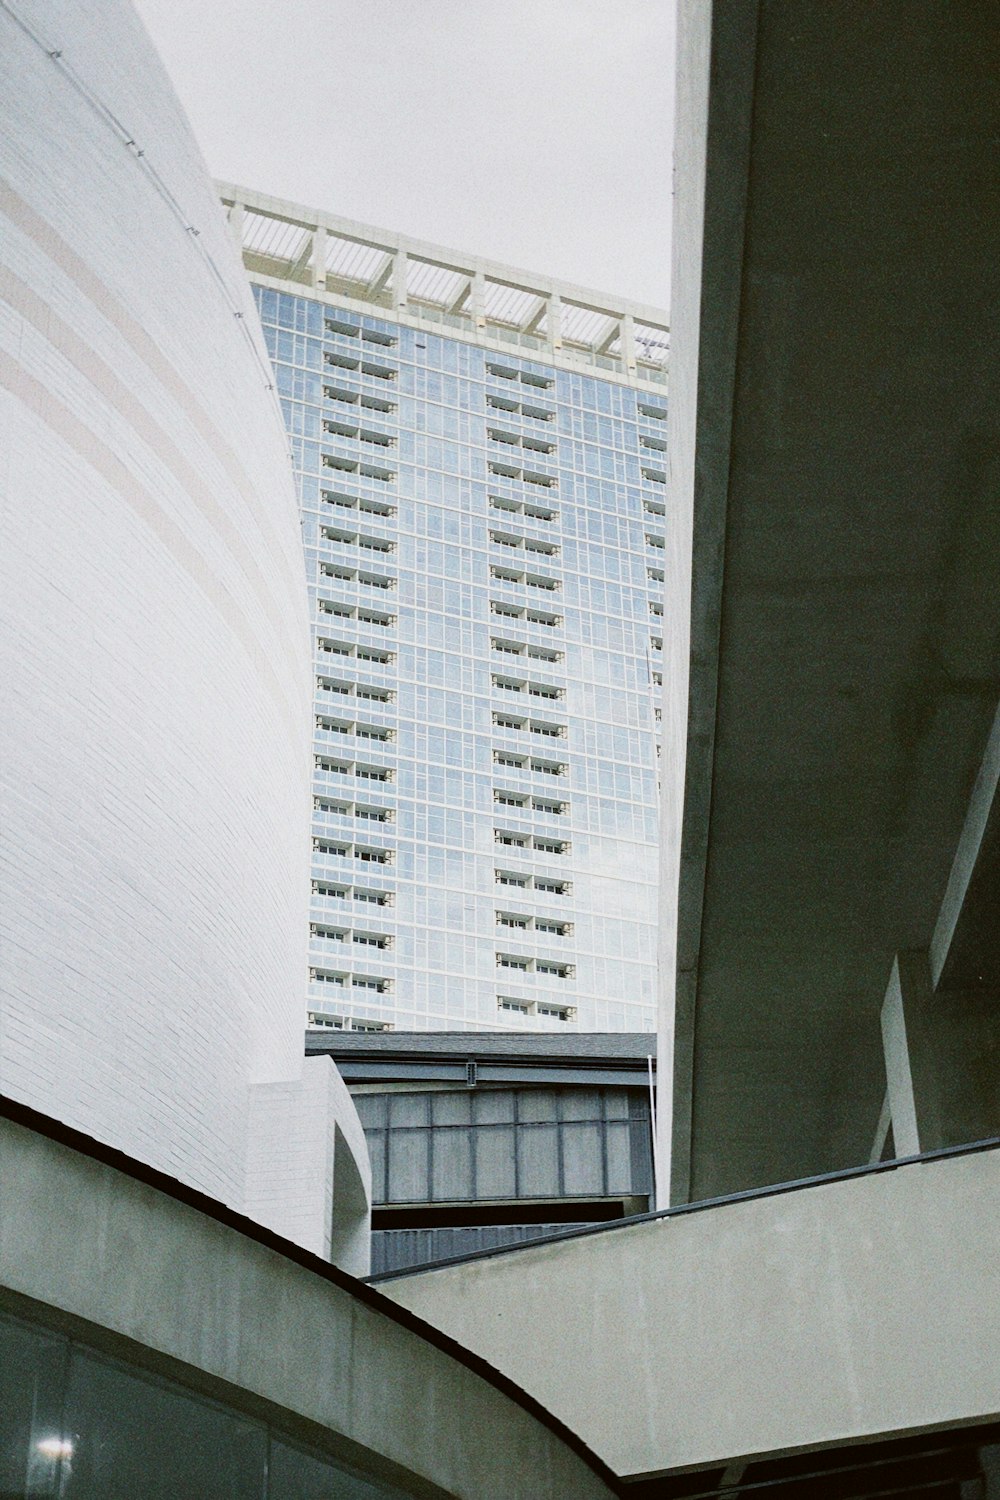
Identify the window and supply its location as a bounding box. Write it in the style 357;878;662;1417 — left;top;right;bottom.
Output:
537;1003;575;1021
361;360;396;381
322;489;395;519
497;954;530;971
496;869;529;888
495;830;528;848
355;764;391;782
535;876;570;895
498;997;531;1014
531;797;566;815
489;495;558;523
311;969;346;985
494;751;527;769
356;846;391;864
535;917;570;936
354;887;392;906
495;791;528;808
316;756;350;775
312;880;349;899
533;836;569;854
310;924;347;942
536;960;570;978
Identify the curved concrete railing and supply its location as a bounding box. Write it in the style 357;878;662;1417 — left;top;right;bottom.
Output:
0;1097;617;1500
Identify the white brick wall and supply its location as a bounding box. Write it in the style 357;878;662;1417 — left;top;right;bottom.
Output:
0;0;365;1244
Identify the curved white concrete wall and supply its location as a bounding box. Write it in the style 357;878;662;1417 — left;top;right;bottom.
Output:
0;0;312;1209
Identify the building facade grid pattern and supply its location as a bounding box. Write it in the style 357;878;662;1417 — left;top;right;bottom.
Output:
254;285;665;1032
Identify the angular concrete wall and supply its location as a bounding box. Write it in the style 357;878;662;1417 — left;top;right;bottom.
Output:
383;1147;1000;1481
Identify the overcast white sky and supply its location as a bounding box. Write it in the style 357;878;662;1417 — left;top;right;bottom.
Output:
134;0;674;310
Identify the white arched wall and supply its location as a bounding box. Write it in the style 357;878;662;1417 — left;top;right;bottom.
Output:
0;0;368;1251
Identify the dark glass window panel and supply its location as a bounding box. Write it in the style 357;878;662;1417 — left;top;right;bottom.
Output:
0;1309;68;1500
60;1351;266;1500
269;1437;406;1498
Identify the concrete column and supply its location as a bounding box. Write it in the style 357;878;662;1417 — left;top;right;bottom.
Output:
881;949;1000;1156
621;312;638;373
227;200;245;254
392;248;408;314
471;269;486;329
548;293;562;351
311;225;327;289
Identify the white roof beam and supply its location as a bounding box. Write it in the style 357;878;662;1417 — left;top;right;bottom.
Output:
290;232;315;276
521;295;549;335
365;253;395;298
448;278;473;314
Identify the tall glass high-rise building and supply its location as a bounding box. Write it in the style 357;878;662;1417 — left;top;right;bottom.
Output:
222;186;669;1034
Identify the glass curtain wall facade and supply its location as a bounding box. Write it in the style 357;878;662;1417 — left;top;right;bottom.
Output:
246;225;667;1034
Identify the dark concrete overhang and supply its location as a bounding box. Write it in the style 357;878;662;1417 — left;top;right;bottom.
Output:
669;0;1000;1200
